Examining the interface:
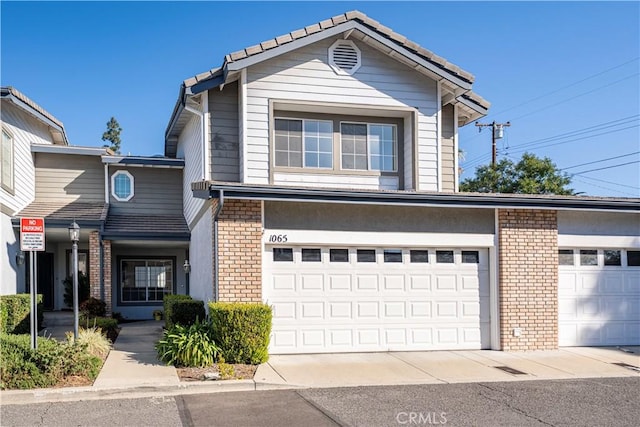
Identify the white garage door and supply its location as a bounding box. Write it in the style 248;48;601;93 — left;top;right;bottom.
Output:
264;246;490;354
559;248;640;346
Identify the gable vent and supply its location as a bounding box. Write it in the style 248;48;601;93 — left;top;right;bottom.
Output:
329;40;361;75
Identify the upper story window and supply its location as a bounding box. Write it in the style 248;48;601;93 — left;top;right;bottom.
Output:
341;123;397;172
111;170;134;201
273;113;402;177
274;118;333;169
1;129;14;194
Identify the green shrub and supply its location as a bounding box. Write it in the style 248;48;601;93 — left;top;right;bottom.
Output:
0;294;43;334
63;272;90;308
163;294;192;329
0;333;101;390
156;320;219;367
209;302;272;365
170;300;205;328
80;297;106;317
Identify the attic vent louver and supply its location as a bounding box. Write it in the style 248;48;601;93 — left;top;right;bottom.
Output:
329;40;361;75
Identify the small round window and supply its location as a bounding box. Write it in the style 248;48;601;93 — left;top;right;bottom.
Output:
111;170;134;201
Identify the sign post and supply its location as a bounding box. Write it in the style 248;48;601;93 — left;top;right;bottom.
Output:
20;217;45;350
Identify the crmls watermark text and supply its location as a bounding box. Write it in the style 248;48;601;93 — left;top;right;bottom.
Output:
396;411;447;425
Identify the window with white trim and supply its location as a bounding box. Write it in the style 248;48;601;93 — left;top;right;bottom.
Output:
111;170;134;201
120;258;173;303
274;118;333;169
341;122;397;171
1;129;14;193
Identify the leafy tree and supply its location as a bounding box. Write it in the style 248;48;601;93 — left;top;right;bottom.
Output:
460;152;575;195
101;117;122;154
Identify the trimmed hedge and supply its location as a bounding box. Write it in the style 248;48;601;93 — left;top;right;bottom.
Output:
209;302;272;365
0;294;43;334
163;294;192;329
170;300;206;328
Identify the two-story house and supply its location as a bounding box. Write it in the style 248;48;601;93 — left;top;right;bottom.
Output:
2;87;190;319
165;11;639;354
1;87;69;296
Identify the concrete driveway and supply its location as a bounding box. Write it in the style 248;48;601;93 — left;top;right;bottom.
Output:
255;347;640;388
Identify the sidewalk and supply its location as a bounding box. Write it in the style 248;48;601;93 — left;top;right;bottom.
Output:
2;316;638;405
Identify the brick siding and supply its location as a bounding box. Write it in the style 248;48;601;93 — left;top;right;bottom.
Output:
498;209;558;351
213;199;262;302
88;232;112;315
103;240;112;315
89;231;101;301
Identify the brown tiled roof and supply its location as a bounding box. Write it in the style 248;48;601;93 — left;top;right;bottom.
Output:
1;86;66;131
16;201;107;223
183;10;475;89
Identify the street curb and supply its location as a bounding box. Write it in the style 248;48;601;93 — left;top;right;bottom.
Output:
0;380;299;405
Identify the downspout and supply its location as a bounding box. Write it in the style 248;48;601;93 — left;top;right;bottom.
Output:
212;190;224;302
101;163;108;302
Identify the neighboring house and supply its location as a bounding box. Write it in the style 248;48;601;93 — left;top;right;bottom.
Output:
2;87;189;319
166;11;639;353
1;86;69;295
14;146;189;319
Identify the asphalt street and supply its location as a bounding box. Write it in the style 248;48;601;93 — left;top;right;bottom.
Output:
2;377;638;427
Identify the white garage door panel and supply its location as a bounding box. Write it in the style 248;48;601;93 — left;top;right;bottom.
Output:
559;250;640;347
265;247;490;353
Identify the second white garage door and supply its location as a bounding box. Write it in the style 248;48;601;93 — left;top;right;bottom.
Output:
264;246;491;354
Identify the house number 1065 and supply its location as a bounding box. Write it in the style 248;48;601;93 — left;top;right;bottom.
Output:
268;234;288;243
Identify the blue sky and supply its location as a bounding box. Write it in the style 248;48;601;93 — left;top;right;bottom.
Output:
2;1;638;196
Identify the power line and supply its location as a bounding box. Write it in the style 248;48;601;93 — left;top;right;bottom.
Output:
571;160;640;176
577;174;640;191
505;126;638;157
509;73;639;122
573;177;639;197
484;57;640;120
462;115;640;168
562;151;640;170
507;115;639;151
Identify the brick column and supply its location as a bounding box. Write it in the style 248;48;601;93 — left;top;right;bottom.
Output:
89;231;101;300
498;209;558;351
103;240;112;316
213;199;262;302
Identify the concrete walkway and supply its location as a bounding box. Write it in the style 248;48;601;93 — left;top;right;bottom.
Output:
255;346;640;388
2;314;638;405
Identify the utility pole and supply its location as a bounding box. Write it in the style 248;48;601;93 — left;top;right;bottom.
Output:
475;121;511;167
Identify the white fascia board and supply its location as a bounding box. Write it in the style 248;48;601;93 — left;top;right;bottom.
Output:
31;144;108;156
262;229;494;248
559;234;640;248
225;22;472;91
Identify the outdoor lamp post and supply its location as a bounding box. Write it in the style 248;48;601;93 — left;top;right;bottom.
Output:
68;221;80;340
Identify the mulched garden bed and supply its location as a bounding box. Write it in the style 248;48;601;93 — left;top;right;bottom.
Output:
176;364;257;381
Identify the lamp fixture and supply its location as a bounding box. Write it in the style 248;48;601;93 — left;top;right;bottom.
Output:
183;259;191;274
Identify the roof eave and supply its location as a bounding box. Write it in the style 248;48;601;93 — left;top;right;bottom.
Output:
194;182;640;213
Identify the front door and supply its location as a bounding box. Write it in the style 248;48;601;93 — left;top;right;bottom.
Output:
26;252;55;310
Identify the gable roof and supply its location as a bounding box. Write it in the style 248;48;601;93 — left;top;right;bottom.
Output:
165;11;490;153
1;86;69;145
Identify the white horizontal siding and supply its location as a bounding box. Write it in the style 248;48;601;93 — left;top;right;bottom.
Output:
246;36;438;189
177;115;204;226
188;208;213;303
1;103;54;213
273;172;399;190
